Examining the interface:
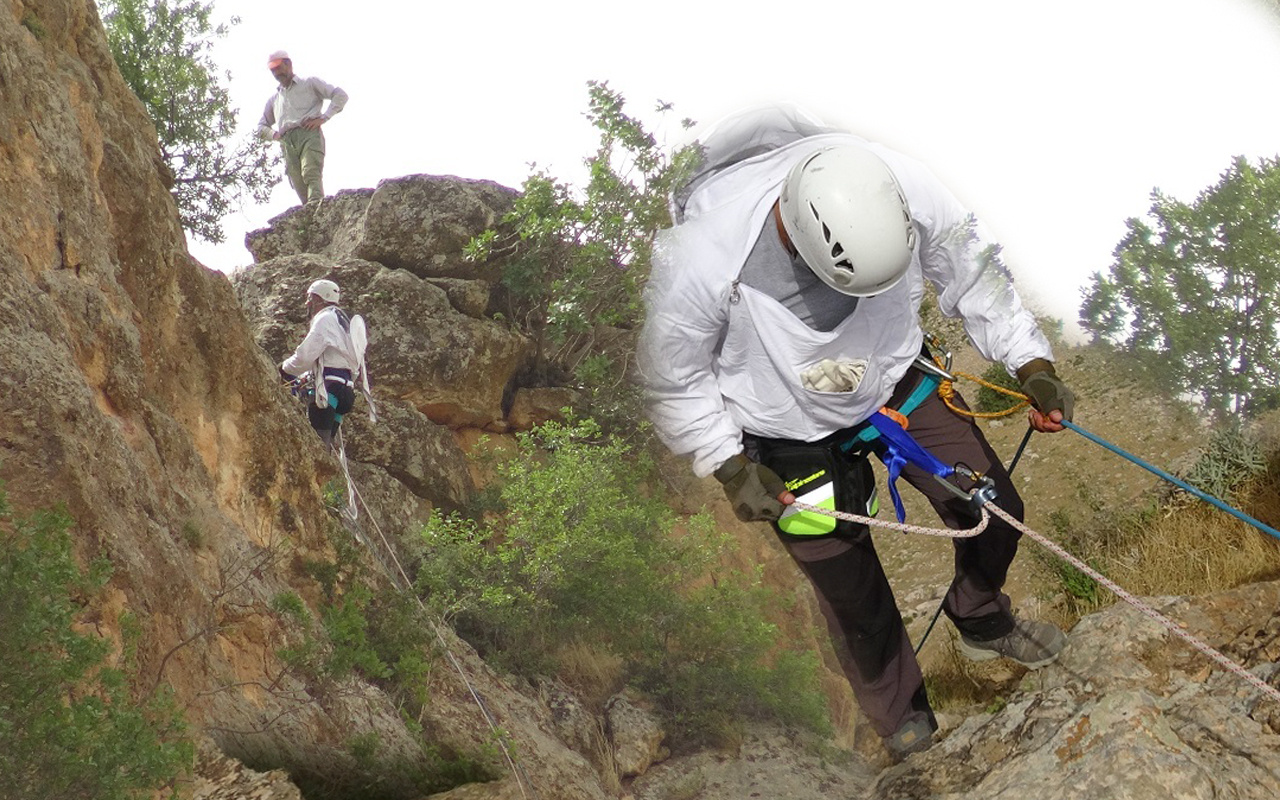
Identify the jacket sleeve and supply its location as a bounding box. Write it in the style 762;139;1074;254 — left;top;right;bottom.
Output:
257;95;277;141
281;316;329;376
315;78;349;119
638;230;744;478
901;159;1053;373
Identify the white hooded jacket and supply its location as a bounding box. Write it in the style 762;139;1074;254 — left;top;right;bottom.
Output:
281;305;360;409
639;129;1052;478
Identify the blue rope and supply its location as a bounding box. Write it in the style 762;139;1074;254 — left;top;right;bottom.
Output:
1062;419;1280;543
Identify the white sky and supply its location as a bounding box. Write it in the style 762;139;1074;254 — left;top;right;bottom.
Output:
186;0;1280;340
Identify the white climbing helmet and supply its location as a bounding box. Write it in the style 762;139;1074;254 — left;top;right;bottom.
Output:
778;145;916;297
306;279;340;304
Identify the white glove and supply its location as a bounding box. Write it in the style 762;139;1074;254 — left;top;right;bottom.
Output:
800;358;867;393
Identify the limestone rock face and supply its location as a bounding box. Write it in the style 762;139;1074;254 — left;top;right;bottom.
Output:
244;175;516;281
0;4;603;799
867;581;1280;800
631;726;875;800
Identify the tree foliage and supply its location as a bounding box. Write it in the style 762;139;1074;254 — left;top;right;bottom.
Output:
0;488;191;799
413;418;830;744
467;82;700;407
102;0;278;243
1080;155;1280;416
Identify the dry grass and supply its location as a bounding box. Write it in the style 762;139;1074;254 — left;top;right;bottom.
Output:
554;641;626;708
548;642;626;791
1108;496;1280;597
922;633;1025;713
1043;472;1280;618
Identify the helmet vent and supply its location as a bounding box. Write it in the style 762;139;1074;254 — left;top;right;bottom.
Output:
821;222;831;243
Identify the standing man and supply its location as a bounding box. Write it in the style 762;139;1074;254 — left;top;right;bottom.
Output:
257;51;348;207
281;279;361;450
639;107;1075;761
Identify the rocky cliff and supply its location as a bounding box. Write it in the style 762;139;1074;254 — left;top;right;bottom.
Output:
0;2;612;798
2;2;1279;799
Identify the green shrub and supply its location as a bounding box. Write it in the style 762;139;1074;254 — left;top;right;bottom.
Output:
1183;423;1267;500
20;12;46;39
321;585;391;681
0;488;192;799
292;729;493;800
974;362;1026;414
413;418;830;744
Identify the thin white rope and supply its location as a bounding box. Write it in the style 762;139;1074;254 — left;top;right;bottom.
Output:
984;502;1280;705
334;430;536;800
791;500;989;538
797;495;1280;705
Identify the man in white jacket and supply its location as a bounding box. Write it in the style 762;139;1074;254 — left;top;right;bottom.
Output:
639;108;1075;760
281;279;361;450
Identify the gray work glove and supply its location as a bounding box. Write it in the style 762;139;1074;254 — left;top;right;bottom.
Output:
714;454;788;522
1016;359;1075;421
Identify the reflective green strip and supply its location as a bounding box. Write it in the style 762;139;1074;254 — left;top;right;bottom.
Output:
786;468;828;493
779;481;837;535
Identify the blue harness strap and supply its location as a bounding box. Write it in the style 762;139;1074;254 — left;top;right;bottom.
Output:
866;410;954;523
848;373;941;446
328;391;344;423
831;370;956;522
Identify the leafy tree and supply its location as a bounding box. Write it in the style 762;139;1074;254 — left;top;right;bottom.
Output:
413;418;830;743
101;0;278;243
1080;155;1280;416
467;82;700;418
0;488;192;799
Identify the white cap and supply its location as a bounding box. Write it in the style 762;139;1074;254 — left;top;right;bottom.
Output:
267;50;290;68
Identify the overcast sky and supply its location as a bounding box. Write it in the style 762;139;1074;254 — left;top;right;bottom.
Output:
185;0;1280;340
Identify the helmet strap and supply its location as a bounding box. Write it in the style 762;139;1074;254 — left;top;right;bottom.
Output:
773;201;798;258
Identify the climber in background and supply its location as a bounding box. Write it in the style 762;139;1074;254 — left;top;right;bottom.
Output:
281;278;375;450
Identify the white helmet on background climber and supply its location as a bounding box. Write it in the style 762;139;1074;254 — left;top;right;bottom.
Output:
778;145;916;297
306;279;340;304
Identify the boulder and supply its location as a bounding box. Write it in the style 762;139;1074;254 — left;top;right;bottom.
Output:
507;387;581;431
606;692;668;779
867;581;1280;799
193;739;304;799
244;175;517;282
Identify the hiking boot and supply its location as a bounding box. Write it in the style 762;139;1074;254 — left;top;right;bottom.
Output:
959;617;1066;669
883;718;935;762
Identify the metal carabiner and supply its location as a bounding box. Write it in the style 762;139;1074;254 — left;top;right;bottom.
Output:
924;333;953;370
932;464;999;515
